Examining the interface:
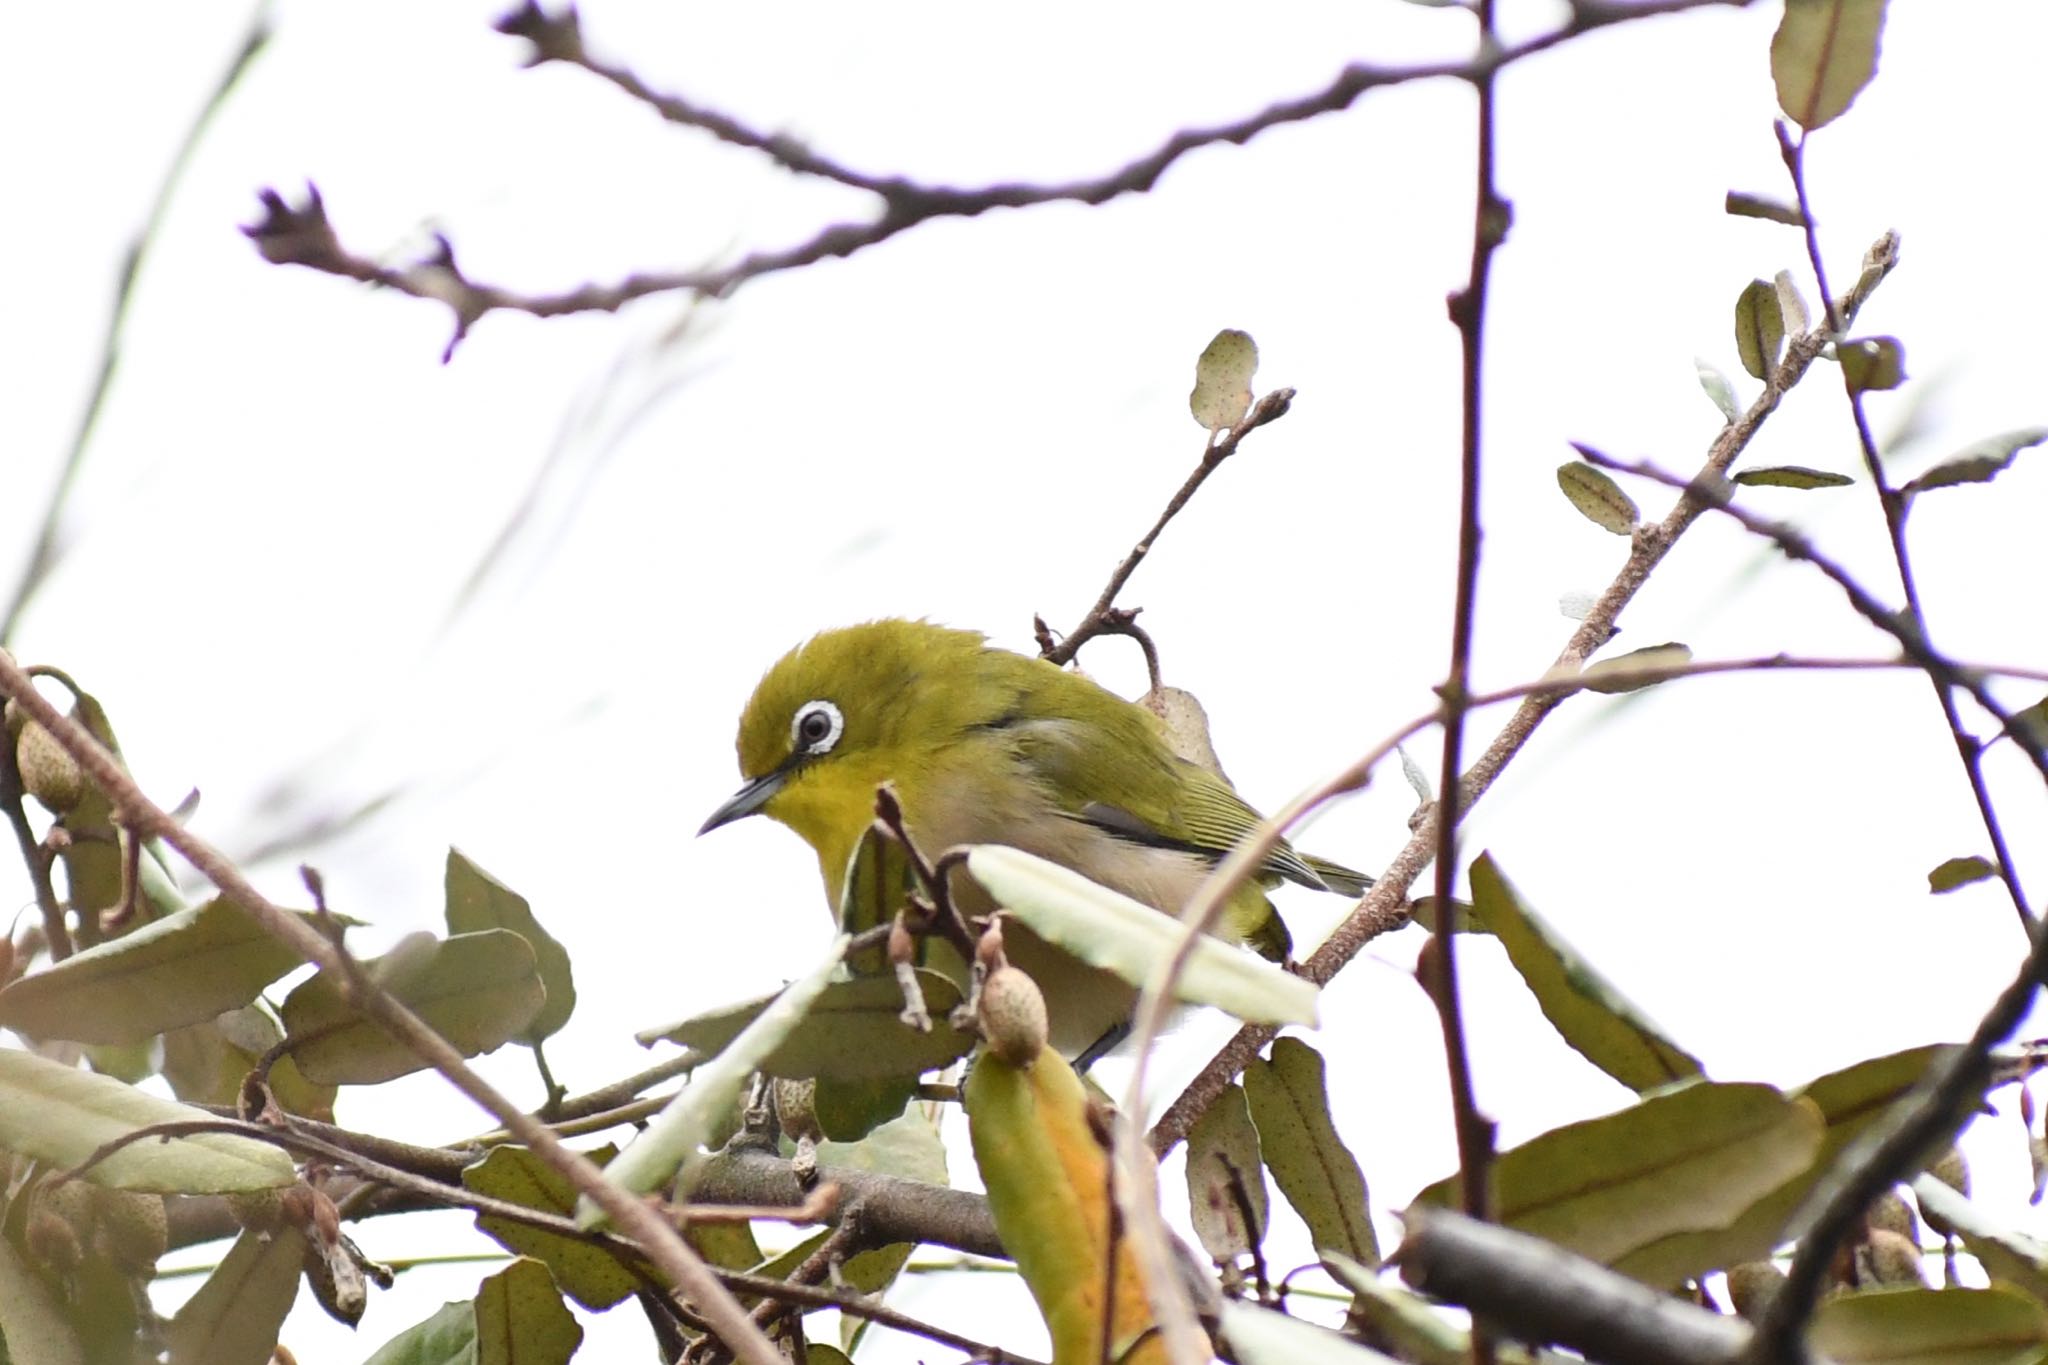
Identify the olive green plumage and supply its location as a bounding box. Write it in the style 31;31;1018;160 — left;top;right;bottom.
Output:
703;619;1366;1056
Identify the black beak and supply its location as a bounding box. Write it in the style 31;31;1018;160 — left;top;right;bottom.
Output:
700;769;790;835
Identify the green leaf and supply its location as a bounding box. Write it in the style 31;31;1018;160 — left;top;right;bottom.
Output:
1621;1044;1951;1286
1695;358;1740;423
587;936;848;1223
1772;0;1888;131
812;1074;919;1142
1581;643;1694;696
1414;1082;1823;1278
1244;1038;1376;1265
963;845;1318;1027
164;1226;307;1365
362;1299;478;1365
2009;696;2048;751
1322;1255;1482;1365
0;1047;294;1193
1812;1285;2048;1363
1223;1301;1406;1365
1468;855;1704;1092
1903;426;2048;497
638;971;974;1081
1190;328;1258;433
161;1006;336;1120
0;1235;87;1365
464;1145;638;1311
474;1258;583;1365
281;929;545;1086
1556;458;1639;536
1839;336;1906;394
814;1100;949;1186
445;849;577;1045
1928;856;1996;894
1733;465;1855;489
1187;1083;1269;1264
1735;278;1785;382
1724;191;1806;228
0;897;310;1045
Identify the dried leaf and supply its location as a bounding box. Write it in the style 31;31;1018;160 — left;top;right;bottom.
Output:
1581;643;1693;695
1902;426;2048;497
1732;465;1854;489
1773;0;1888;132
1695;358;1740;423
1468;855;1704;1091
1724;191;1806;227
1190;329;1258;433
1244;1038;1376;1265
1187;1084;1268;1263
1927;856;1996;894
1734;278;1785;382
1556;459;1639;536
1839;335;1905;394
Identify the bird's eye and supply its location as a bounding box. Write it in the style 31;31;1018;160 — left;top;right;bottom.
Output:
791;699;844;755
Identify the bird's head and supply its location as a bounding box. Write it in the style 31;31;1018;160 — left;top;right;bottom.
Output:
699;619;1002;844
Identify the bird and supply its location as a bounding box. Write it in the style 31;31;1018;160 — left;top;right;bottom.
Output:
700;619;1369;1060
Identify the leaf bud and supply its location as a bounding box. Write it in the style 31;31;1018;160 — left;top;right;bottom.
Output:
1724;1260;1784;1319
978;965;1049;1067
16;719;86;813
1920;1146;1970;1238
1853;1228;1928;1288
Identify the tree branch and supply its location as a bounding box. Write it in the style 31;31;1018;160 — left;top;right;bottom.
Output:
0;653;786;1365
1148;230;1902;1156
1396;1205;1761;1365
245;0;1759;356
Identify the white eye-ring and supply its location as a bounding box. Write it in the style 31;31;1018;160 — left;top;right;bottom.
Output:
791;699;844;756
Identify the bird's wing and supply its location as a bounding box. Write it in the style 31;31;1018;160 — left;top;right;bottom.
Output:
1005;709;1332;890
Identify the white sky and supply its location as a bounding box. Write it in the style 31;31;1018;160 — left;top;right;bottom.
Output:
5;0;2048;1359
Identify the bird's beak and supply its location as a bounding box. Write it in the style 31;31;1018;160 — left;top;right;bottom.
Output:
699;769;789;835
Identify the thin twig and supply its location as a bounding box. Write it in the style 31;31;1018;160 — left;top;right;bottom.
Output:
245;0;1759;354
717;1263;1046;1365
1775;124;2032;937
1042;388;1294;668
0;652;786;1365
1577;456;2048;794
1431;12;1508;1362
1146;231;1902;1156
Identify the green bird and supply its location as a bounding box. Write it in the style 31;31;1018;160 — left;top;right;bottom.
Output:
701;619;1368;1059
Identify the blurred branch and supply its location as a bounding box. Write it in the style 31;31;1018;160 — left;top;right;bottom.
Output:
1396;1205;1760;1365
0;653;785;1365
1775;125;2032;936
1149;230;1903;1157
244;0;1758;355
1;7;273;644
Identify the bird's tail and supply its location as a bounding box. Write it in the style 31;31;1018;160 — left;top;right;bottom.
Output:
1303;853;1374;898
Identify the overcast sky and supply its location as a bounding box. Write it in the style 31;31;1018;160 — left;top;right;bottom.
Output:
5;1;2047;1359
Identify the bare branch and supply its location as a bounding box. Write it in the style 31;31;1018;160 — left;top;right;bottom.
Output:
246;0;1759;353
